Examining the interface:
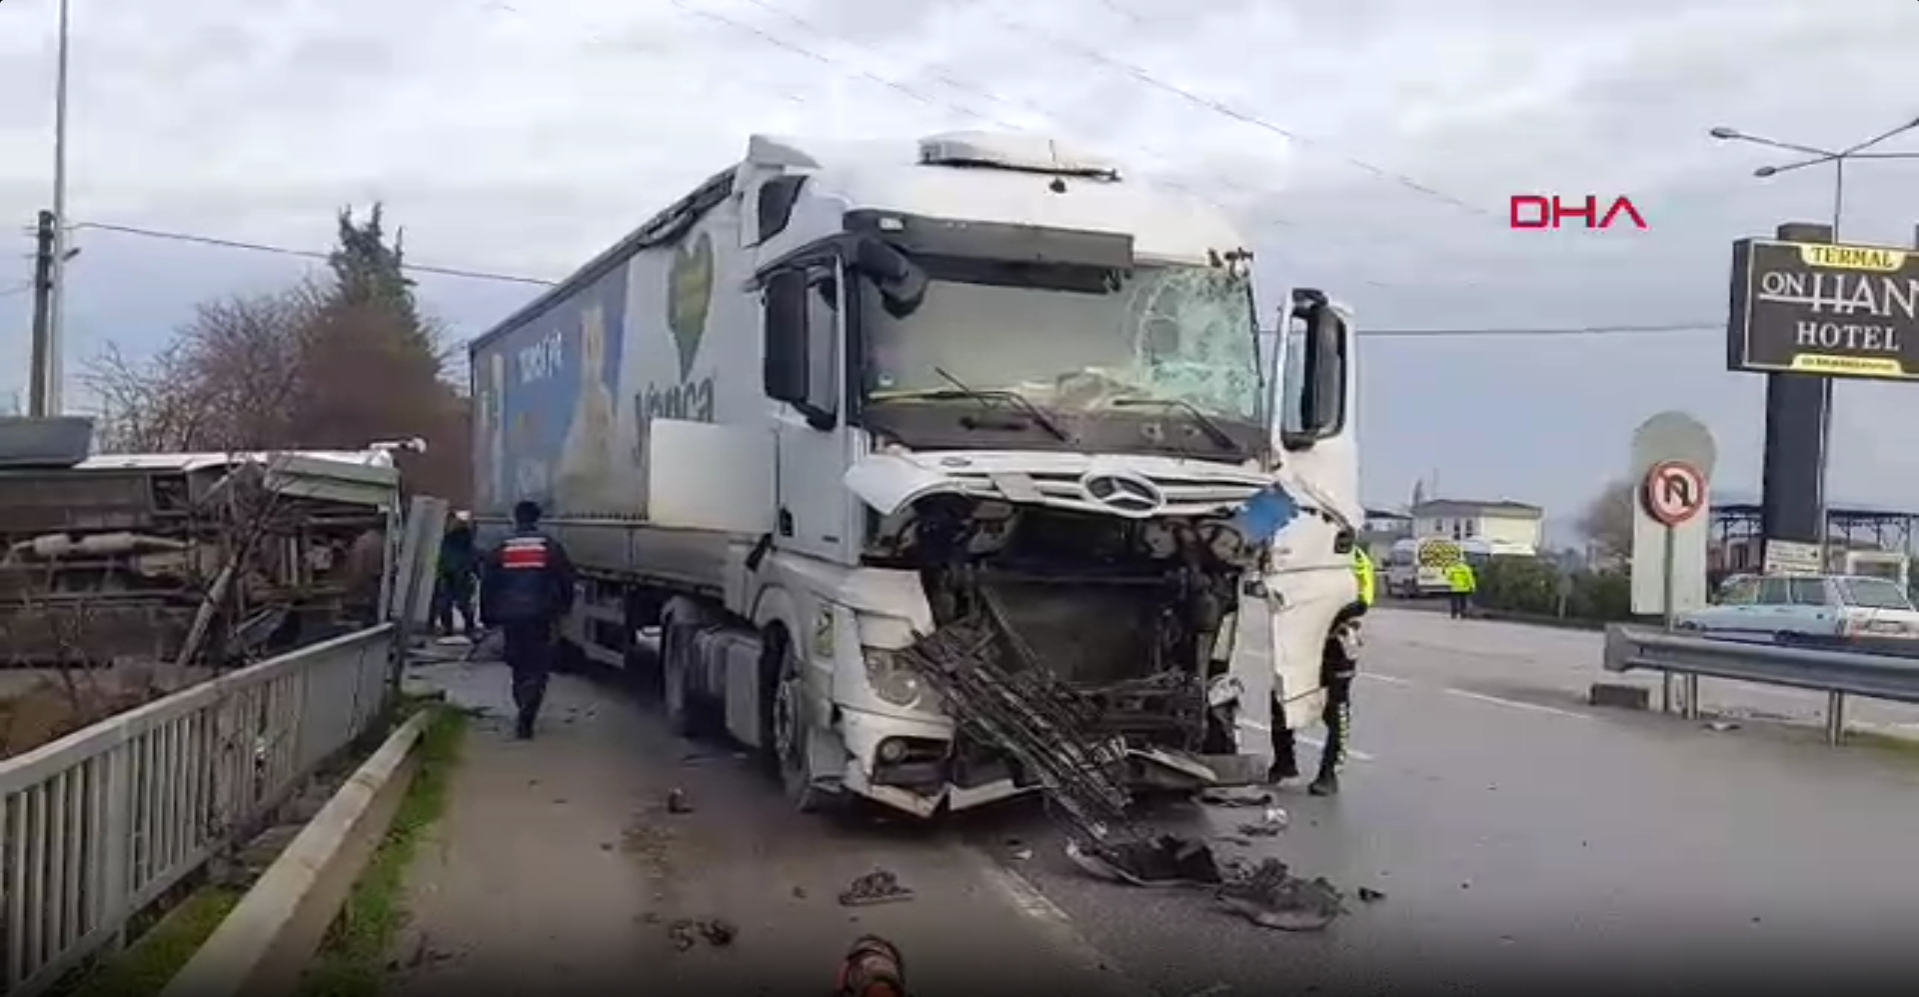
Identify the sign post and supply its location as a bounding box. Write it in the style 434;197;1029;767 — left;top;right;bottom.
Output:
1628;413;1717;717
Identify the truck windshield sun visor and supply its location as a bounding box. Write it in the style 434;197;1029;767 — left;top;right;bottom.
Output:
842;209;1135;270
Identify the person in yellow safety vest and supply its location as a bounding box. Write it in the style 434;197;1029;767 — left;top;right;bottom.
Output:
1270;547;1374;797
1352;547;1376;610
1445;558;1476;619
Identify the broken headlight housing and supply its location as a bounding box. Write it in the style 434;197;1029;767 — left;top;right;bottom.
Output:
862;648;925;707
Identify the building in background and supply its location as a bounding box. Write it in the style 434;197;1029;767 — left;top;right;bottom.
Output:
1361;507;1413;560
1411;498;1545;555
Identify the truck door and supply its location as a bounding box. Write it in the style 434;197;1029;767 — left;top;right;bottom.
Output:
768;262;855;562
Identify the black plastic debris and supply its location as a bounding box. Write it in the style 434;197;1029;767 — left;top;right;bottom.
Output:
1357;886;1387;903
666;788;693;814
667;917;737;950
1215;860;1345;932
839;869;915;907
700;918;737;946
1196;788;1274;808
1067;834;1223;888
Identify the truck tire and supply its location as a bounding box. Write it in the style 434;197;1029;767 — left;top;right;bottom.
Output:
768;637;839;814
661;621;711;737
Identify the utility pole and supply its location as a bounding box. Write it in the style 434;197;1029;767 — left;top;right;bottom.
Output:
28;210;55;418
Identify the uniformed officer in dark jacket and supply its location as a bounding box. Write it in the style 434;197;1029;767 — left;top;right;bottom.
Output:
479;500;577;739
1270;547;1374;796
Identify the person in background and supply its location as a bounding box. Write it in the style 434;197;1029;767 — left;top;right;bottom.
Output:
432;511;480;638
1445;557;1477;619
1270;544;1374;797
479;500;577;739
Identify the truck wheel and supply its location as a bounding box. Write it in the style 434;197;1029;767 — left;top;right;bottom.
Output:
661;622;709;737
770;641;837;814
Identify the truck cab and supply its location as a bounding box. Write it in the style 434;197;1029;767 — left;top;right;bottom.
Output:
475;130;1360;818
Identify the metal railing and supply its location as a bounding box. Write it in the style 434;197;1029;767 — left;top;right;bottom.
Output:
1603;624;1919;745
0;623;397;996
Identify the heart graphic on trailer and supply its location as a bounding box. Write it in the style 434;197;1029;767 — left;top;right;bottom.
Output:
666;232;715;381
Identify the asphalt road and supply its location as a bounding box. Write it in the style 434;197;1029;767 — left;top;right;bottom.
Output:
393;612;1919;995
1370;605;1919;733
965;609;1919;993
392;653;1146;997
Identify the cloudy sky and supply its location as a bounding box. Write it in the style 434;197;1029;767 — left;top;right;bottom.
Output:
3;0;1918;538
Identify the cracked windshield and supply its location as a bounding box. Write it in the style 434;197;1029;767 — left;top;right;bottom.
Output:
864;264;1260;423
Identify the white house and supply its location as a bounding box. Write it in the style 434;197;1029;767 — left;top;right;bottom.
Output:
1411;498;1545;555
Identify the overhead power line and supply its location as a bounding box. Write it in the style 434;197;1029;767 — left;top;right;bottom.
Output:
69;221;557;286
1362;322;1720;339
65;219;1721;341
0;280;32;299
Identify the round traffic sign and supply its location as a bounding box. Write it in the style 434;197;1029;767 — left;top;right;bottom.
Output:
1642;460;1707;527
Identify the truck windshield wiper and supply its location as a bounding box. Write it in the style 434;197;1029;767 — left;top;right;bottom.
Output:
885;368;1072;443
1107;397;1240;453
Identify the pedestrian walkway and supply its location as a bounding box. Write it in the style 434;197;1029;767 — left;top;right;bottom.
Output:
388;653;1148;997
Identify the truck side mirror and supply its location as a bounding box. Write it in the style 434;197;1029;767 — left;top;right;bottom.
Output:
763;269;810;405
1278;290;1349;448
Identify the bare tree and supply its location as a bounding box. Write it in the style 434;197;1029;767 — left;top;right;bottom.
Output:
84;283;323;452
79;204;474;505
1579;479;1636;559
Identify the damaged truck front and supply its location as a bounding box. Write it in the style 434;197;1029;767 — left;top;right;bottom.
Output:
471;130;1360;820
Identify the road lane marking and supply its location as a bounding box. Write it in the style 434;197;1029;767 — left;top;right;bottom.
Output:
1241;720;1376;762
1360;672;1415;687
1442;687;1592;720
958;845;1160;997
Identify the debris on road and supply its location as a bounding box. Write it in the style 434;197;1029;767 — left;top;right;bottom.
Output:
839;869;915;907
1357;886;1387;903
1705;721;1741;732
699;917;737;946
1236;806;1289;838
666;788;693;814
1215;860;1345;932
1196;788;1274;808
666;917;737;951
894;595;1350;931
1066;835;1222;888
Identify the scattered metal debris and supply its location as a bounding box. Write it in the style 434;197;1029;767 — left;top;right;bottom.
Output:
1215;860;1345;932
896;594;1349;932
897;611;1138;846
666;788;693;814
839;869;915;907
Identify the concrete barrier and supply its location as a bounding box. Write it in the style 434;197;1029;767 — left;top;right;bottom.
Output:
161;709;433;997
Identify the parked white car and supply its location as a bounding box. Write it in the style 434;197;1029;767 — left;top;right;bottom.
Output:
1679;573;1919;643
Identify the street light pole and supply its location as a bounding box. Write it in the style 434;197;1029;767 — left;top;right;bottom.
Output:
45;0;72;417
1710;115;1919;559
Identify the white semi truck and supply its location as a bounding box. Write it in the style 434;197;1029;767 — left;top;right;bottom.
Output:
468;131;1361;817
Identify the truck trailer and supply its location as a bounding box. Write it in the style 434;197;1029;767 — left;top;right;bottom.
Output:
468;130;1361;817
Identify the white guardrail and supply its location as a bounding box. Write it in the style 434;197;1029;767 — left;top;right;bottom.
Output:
0;623;397;996
1603;624;1919;745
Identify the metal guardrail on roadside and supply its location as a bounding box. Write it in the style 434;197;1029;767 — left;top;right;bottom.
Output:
1603;624;1919;746
0;624;397;997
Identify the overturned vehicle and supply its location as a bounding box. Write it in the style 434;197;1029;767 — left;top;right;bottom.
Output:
0;449;400;667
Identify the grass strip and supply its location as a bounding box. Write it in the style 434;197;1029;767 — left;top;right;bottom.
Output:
297;706;467;997
69;887;245;997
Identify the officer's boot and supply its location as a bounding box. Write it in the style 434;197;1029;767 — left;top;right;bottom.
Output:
1310;700;1350;796
1268;728;1300;783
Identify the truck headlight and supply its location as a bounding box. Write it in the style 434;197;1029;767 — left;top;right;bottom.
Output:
862;648;924;707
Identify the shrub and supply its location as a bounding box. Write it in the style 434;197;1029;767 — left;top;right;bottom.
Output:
1474;556;1562;616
